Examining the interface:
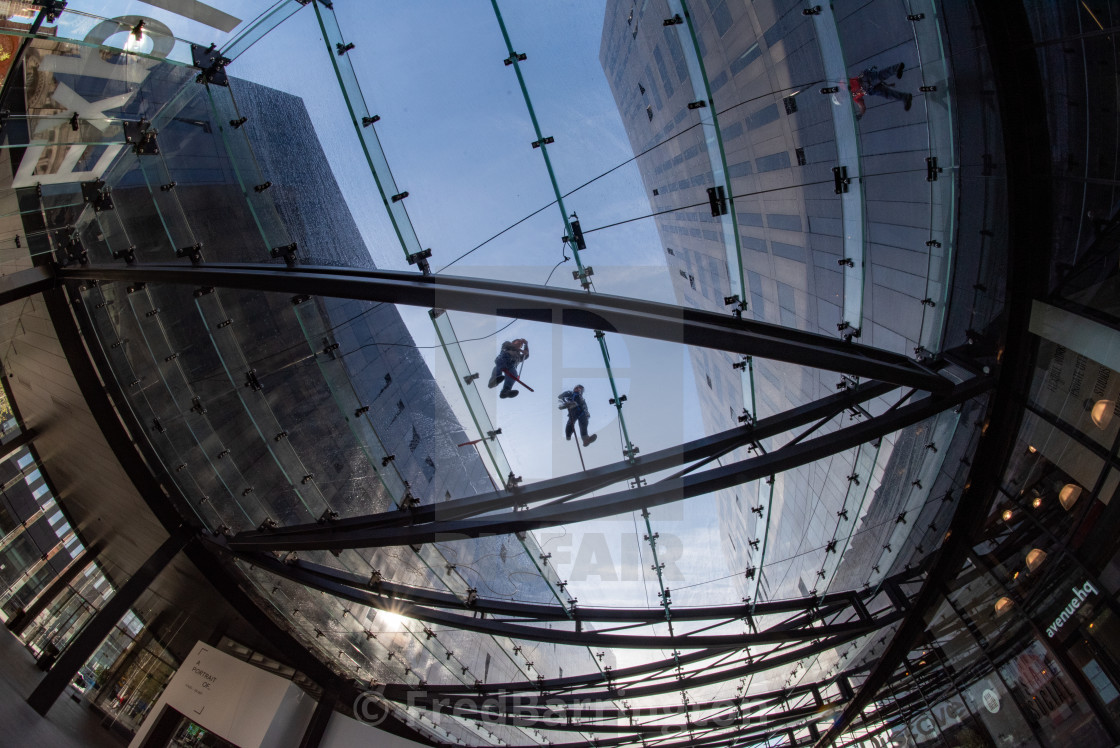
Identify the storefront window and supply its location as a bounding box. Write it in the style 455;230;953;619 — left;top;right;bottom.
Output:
1000;639;1111;747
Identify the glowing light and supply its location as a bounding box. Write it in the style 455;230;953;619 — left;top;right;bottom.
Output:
1032;496;1043;509
1059;483;1082;511
1091;399;1114;429
377;610;405;632
1027;445;1037;453
1001;509;1013;522
995;597;1014;617
1026;548;1047;572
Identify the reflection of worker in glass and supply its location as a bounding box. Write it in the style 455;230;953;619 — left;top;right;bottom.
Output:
849;63;912;119
488;338;529;398
558;384;597;447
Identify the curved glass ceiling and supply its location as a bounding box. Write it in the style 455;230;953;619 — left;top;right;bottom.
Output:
0;0;1002;745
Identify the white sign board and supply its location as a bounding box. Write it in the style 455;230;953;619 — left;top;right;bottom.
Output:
129;641;313;748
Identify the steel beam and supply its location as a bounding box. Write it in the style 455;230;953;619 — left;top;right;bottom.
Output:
236;550;922;625
230;377;989;552
249;551;889;649
0;266;54;306
59;264;949;391
387;634;856;705
239;380;896;539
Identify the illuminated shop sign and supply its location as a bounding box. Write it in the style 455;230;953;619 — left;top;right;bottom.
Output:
1045;581;1098;638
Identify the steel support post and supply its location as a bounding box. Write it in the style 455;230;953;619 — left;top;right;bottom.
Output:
299;689;337;748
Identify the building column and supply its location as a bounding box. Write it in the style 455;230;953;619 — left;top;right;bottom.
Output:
26;528;191;716
7;544;97;636
299;690;337;748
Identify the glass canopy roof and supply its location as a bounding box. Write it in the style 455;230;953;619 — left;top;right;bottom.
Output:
0;0;1005;745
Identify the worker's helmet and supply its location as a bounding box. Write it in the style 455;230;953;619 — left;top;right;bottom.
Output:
574;384;584;393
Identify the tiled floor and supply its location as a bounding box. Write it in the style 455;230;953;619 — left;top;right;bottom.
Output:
0;628;129;748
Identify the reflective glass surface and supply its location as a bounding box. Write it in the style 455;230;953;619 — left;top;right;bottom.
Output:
5;0;1116;745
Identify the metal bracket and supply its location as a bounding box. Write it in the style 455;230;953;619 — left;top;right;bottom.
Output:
724;294;747;317
531;136;555;149
563;218;586;250
832;165;851;194
123;120;158;155
503;52;527;66
926;157;942;182
111;246;136;264
663;14;683;25
176;243;203;266
407;248;432;275
61;235;87;266
191;43;230;86
572;266;594;289
707;185;729;216
80;179;112;212
270;242;298;267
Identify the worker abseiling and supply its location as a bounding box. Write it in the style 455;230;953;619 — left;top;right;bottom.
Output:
848;62;912;119
488;338;530;398
558;384;597;447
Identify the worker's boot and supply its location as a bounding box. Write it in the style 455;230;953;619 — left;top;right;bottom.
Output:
582;434;597;447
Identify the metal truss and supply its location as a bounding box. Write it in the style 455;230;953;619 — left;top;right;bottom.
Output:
236;379;897;540
227;375;989;552
240;548;902;650
55;263;949;390
232;548;923;628
17;264;992;746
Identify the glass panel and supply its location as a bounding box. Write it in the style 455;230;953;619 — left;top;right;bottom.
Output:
221;0;306;62
203;84;292;254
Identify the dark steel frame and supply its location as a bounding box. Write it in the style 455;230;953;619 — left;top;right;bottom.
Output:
56;263;950;391
235;547;907;649
231;551;922;625
241;379;898;538
229;375;988;551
